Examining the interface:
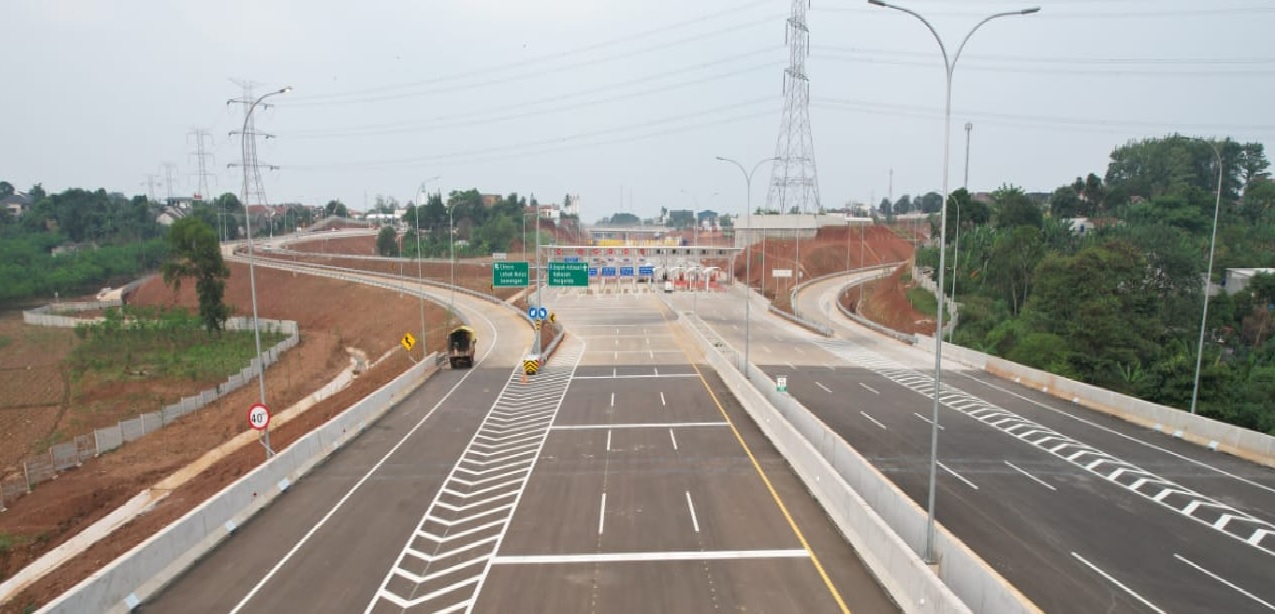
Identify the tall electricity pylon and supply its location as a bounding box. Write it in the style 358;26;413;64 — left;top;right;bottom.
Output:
764;0;821;216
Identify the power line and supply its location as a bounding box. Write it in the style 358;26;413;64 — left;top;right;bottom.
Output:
810;53;1275;77
287;97;776;171
289;0;777;104
283;15;782;107
286;58;782;139
814;6;1275;18
161;162;179;201
813;45;1275;67
812;96;1275;134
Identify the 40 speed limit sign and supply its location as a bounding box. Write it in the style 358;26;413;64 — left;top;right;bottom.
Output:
248;403;271;431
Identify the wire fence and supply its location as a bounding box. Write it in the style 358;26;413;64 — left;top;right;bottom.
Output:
1;308;299;512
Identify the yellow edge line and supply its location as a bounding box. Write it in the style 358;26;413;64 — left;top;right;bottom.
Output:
662;311;852;614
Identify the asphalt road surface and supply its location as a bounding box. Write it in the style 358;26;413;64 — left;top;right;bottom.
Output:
674;274;1275;614
146;283;899;614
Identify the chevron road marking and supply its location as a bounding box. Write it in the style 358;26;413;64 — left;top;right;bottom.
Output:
363;339;583;613
815;339;1275;557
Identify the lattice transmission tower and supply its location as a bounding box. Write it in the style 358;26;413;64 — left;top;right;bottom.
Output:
764;0;821;215
228;80;281;234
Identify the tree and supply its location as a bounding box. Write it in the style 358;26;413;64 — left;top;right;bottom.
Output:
610;212;641;225
324;199;349;218
992;185;1043;229
1049;185;1083;219
894;194;912;214
917;191;944;214
0;181;13;198
878;197;893;219
376;226;398;257
162;217;230;331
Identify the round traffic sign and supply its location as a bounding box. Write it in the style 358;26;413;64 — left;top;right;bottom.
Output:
537;307;548;320
248;403;271;431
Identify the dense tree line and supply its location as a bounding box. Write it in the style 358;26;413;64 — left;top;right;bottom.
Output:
0;184;169;305
919;135;1275;433
377;190;550;258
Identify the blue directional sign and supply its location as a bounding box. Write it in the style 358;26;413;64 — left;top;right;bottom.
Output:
620;266;635;277
527;306;537;319
537;307;548;320
588;267;598;278
639;266;654;276
601;267;617;277
563;257;581;263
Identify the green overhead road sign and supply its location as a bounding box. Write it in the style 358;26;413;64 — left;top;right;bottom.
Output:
547;261;589;287
493;262;529;287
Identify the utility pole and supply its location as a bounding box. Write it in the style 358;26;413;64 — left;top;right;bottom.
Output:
161;162;179;201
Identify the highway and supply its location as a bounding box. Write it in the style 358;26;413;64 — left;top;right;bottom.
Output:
671;274;1275;614
145;279;899;613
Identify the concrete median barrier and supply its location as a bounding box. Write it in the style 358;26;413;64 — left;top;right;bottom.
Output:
36;353;442;614
682;316;1041;614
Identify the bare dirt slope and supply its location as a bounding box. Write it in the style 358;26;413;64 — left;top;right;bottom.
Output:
0;261;455;613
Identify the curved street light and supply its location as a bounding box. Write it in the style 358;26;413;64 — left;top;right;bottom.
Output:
235;85;291;457
868;0;1038;564
1191;141;1224;415
717;156;779;379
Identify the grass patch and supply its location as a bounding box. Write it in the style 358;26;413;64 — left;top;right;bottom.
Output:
69;306;286;383
0;335;10;350
907;286;949;320
0;532;31;554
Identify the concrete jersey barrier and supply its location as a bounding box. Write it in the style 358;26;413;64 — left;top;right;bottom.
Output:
36;353;442;614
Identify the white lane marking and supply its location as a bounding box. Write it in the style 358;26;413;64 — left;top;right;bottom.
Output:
913;412;946;430
785;361;797;370
859;411;887;430
938;462;979;490
614;351;618;360
686;491;701;533
650;350;655;359
760;344;771;353
732;324;740;331
669;429;679;451
859;383;879;394
606;429;612;452
1174;553;1275;610
793;346;804;355
1071;552;1168;614
610;392;615;407
492;549;809;564
815;382;832;393
228;299;500;614
588;349;681;354
574;374;697;380
552;422;728;430
1004;461;1057;491
660;392;667;406
958;371;1275;497
598;493;607;535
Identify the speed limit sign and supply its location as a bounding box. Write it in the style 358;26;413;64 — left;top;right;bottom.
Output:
248;403;271;431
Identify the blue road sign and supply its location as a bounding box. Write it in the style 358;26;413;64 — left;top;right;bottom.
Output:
537;307;548;320
588;267;598;278
563;256;581;263
602;267;617;277
639;266;654;276
620;266;635;277
527;306;537;319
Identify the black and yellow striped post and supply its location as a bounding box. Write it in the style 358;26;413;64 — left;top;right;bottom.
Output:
523;358;539;376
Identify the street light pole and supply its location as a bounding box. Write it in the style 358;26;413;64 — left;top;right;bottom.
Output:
534;194;543;356
868;0;1038;564
949;122;972;342
234;84;291;459
716;156;778;378
1191;141;1224;415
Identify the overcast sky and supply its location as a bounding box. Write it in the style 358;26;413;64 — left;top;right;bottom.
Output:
4;0;1273;221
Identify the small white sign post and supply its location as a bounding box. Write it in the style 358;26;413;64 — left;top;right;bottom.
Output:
777;376;788;392
248;402;274;457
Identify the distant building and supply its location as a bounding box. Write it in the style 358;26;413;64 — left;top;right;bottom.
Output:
1223;268;1275;295
481;194;503;207
2;193;33;216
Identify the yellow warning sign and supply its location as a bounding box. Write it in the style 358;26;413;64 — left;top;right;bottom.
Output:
523;359;539;375
401;332;416;352
549;312;556;324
